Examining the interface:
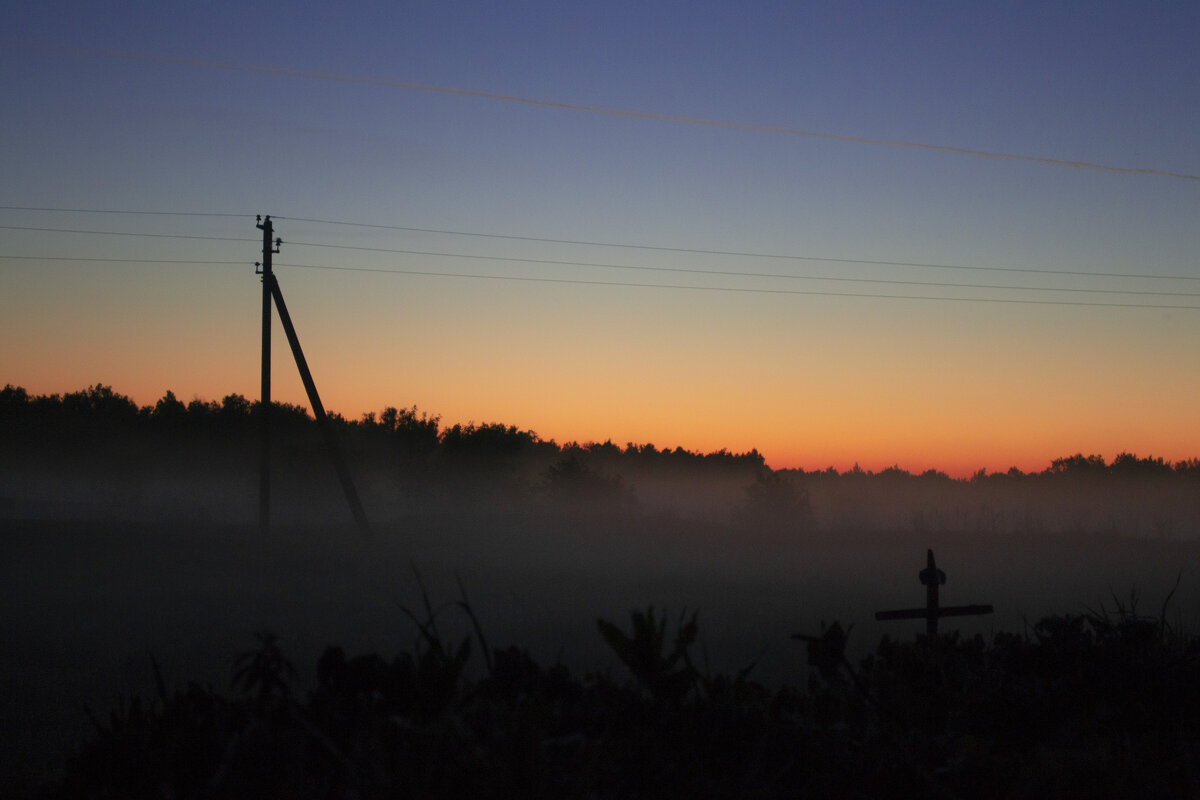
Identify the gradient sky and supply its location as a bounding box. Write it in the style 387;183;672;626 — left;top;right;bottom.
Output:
3;1;1199;476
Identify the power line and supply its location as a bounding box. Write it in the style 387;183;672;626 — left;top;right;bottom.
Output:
274;261;1200;310
0;255;247;265
5;216;1194;289
19;43;1200;182
0;224;254;243
0;225;1194;306
7;206;1190;284
0;205;249;218
3;244;1188;299
276;252;1199;299
283;234;1198;283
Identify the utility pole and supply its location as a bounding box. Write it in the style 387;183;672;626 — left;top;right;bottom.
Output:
257;214;280;535
254;215;372;539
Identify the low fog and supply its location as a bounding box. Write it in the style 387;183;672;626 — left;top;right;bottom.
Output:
2;386;1198;788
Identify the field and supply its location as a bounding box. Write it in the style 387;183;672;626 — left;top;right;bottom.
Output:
3;503;1198;794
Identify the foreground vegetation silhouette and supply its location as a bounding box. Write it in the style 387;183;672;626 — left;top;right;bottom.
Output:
39;590;1200;799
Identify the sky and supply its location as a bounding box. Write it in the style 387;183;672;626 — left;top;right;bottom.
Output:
2;1;1199;477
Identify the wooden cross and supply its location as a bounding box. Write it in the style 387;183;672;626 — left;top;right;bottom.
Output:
874;549;993;636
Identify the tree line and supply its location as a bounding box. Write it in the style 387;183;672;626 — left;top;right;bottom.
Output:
0;384;764;475
3;383;1197;481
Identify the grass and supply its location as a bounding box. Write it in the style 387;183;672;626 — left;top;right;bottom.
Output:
32;583;1200;800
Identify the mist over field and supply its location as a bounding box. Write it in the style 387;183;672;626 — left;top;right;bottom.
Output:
2;385;1199;790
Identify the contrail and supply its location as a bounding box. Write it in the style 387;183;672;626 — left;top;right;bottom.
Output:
18;43;1200;182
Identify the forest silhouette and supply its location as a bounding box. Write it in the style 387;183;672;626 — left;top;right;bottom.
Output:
3;382;1197;537
6;383;1195;477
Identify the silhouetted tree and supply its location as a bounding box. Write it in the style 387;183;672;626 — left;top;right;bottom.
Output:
877;465;912;481
1046;453;1108;477
379;405;440;461
220;393;252;419
439;422;541;464
62;384;139;426
541;453;630;507
1174;458;1200;475
0;384;29;416
151;390;187;426
743;469;812;532
1110;452;1172;477
186;397;219;418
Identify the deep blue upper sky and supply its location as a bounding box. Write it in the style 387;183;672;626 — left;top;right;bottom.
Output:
3;1;1199;473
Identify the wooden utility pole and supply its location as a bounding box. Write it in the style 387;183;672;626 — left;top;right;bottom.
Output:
257;215;279;535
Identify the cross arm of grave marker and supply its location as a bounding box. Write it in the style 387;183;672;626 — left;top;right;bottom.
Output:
874;549;993;636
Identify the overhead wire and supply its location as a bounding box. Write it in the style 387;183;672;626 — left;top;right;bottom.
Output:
0;224;255;243
273;261;1200;310
0;255;247;265
273;253;1198;299
3;209;1197;308
278;218;1198;283
3;244;1192;305
5;208;1195;283
15;43;1200;183
0;205;250;218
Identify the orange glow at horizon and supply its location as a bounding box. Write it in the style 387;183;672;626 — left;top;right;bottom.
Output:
4;256;1197;483
7;361;1196;481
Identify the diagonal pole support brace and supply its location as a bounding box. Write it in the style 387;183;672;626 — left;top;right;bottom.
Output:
267;273;373;540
